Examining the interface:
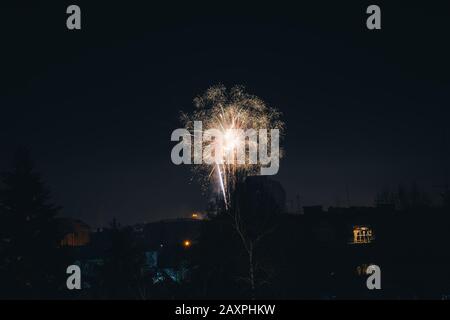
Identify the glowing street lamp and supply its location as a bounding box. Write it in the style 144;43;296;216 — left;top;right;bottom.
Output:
183;240;191;248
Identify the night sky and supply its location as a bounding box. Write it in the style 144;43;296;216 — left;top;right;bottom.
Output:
1;1;449;227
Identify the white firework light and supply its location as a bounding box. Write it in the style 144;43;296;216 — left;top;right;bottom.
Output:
181;85;284;208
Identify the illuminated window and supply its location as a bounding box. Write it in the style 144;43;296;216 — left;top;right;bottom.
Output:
190;212;204;220
352;226;374;244
356;264;369;276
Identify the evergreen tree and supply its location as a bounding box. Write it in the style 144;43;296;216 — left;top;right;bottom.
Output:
0;149;64;298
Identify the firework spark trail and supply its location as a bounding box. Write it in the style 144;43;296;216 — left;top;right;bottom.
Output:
216;163;227;208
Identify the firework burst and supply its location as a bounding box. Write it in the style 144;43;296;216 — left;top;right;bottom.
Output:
181;85;284;208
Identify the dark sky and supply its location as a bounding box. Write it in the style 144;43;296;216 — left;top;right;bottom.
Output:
1;1;449;227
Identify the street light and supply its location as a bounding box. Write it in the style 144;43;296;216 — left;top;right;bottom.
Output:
183;240;191;248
